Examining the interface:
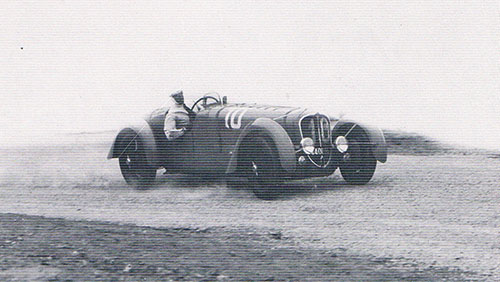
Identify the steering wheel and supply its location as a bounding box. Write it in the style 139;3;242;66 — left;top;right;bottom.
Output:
191;95;221;112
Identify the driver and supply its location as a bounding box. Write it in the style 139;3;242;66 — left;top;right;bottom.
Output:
164;90;190;140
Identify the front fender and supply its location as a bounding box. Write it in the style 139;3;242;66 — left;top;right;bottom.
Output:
226;118;296;174
332;120;387;163
107;120;160;167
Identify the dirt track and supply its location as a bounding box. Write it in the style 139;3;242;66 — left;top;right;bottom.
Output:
1;135;499;280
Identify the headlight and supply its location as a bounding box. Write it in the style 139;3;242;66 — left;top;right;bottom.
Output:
335;136;349;153
300;137;315;155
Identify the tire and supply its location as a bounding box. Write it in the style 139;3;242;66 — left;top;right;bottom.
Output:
118;138;156;188
240;136;281;200
339;132;377;185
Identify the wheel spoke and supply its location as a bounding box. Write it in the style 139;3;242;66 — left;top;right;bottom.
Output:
125;152;143;180
251;161;259;177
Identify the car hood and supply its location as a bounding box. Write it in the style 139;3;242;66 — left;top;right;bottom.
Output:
215;103;336;145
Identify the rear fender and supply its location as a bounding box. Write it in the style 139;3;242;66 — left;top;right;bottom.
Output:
226;118;296;174
107;120;160;167
332;120;387;163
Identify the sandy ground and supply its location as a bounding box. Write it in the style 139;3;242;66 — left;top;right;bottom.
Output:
1;134;499;280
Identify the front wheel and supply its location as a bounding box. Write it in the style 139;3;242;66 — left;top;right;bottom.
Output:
118;138;156;188
241;136;281;200
339;136;377;185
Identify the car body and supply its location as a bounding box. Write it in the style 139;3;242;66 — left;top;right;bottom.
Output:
108;93;387;199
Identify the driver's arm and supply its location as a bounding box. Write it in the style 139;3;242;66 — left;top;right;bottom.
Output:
164;115;185;140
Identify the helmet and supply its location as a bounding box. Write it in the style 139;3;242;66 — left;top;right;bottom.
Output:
170;90;184;105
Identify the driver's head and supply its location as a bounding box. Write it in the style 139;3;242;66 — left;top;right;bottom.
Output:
170;90;184;105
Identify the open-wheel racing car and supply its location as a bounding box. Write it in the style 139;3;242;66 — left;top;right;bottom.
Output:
108;93;387;199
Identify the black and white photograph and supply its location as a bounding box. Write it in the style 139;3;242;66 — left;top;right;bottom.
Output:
1;0;499;280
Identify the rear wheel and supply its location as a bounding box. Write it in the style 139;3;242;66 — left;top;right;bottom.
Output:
339;131;377;185
240;136;281;200
118;138;156;188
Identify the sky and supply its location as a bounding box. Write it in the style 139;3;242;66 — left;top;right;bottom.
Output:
1;0;499;149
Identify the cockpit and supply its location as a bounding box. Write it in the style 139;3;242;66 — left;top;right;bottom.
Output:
146;93;227;145
189;92;226;113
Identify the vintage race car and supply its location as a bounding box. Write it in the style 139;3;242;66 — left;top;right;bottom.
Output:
108;93;387;199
